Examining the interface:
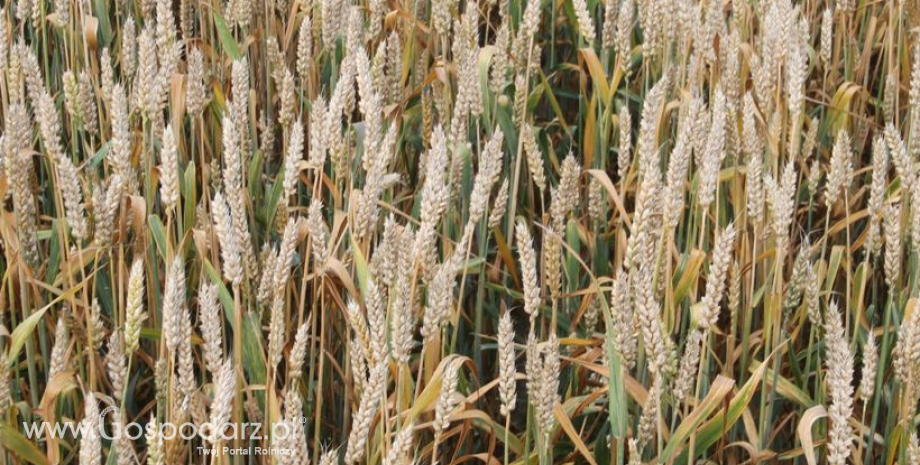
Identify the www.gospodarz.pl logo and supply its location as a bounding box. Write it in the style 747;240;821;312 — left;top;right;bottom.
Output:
22;405;305;453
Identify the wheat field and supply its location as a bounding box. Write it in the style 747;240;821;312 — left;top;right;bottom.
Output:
0;0;918;463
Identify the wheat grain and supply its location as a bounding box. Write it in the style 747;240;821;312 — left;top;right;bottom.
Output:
89;300;107;351
673;329;702;402
664;106;693;229
0;9;6;70
826;130;853;207
106;331;127;400
698;88;726;210
49;317;69;380
284;119;305;201
136;25;159;116
211;191;243;285
344;360;386;465
638;375;661;450
765;160;797;254
543;213;564;299
414;125;450;266
224;114;257;278
162;258;187;355
557;153;581;215
521;124;547;191
615;0;633;58
386;32;402;103
866;136;889;255
433;358;461;438
78;71;98;134
885;123;915;192
308;94;328;169
515;219;541;322
572;0;595;43
63;70;81;121
185;47;209;117
0;362;10;418
534;333;560;438
489;178;510;230
698;223;737;330
498;310;517;416
307;200;328;271
609;270;637;370
421;262;455;341
198;281;223;377
79;393;101;465
821;8;833;64
383;421;415;465
633;264;666;373
206;359;235;445
298;15;314;86
57;155;88;241
884;201;902;289
280;69;297;128
824;300;855;465
860;331;878;403
268;295;287;370
5;103;39;266
159;124;179;210
289;322;311;381
785;19;808;130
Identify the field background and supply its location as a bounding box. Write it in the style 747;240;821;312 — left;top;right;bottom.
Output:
0;0;916;464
